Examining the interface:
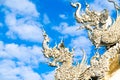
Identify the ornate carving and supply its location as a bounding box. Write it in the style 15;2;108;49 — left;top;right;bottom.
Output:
42;0;120;80
79;43;120;80
42;31;88;80
71;0;120;49
71;2;112;32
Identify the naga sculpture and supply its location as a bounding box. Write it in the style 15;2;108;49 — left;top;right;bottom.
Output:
71;0;120;48
42;0;120;80
42;30;120;80
42;31;88;80
71;2;112;32
79;43;120;80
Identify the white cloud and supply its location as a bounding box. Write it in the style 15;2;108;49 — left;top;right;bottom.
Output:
2;0;39;17
0;0;5;6
59;14;67;19
5;13;43;42
41;71;55;80
0;0;54;79
18;66;42;80
0;60;42;80
53;22;86;37
43;14;50;25
69;36;93;62
90;0;115;15
1;0;43;42
0;41;46;67
0;40;47;80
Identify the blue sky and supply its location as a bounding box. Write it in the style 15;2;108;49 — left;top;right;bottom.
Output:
0;0;118;80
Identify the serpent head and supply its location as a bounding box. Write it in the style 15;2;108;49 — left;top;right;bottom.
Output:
71;2;81;8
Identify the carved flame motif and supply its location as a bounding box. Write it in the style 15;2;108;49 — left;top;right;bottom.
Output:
42;31;88;80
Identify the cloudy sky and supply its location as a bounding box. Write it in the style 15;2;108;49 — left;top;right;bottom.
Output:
0;0;118;80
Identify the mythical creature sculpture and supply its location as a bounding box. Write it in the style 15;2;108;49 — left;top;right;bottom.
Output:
42;30;120;80
71;2;112;32
42;31;88;80
42;0;120;80
71;0;120;48
79;43;120;80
